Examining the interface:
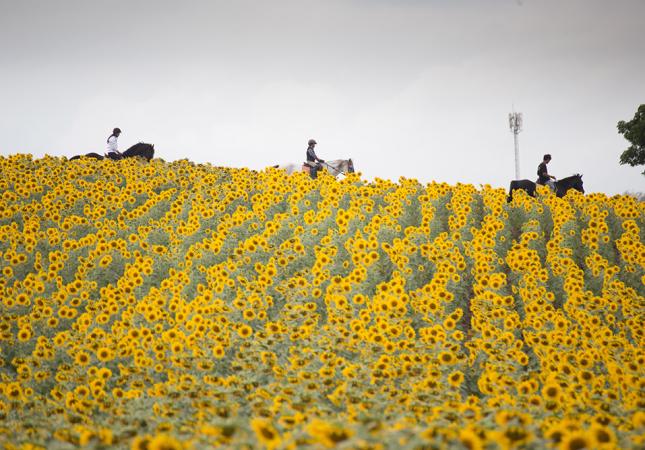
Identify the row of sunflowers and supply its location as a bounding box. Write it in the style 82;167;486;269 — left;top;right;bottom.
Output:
0;154;643;449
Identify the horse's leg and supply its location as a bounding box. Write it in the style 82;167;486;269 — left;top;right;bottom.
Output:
508;181;518;202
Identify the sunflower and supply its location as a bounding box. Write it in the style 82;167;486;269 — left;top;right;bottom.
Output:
17;328;32;342
458;427;483;450
146;433;183;450
438;351;455;365
541;382;561;401
633;411;645;429
589;424;617;448
250;418;281;450
96;347;114;362
5;382;22;401
75;351;91;366
212;345;225;359
237;324;253;339
448;370;464;387
558;430;595;450
306;419;353;448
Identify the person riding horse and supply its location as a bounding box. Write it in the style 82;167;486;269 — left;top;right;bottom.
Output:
507;151;585;201
537;154;556;191
70;138;155;161
105;128;123;160
305;139;325;179
508;173;584;202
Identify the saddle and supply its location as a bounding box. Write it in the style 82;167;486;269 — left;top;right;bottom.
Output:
536;178;556;191
302;161;320;174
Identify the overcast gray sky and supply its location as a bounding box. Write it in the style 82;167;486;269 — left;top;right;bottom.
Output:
1;0;644;194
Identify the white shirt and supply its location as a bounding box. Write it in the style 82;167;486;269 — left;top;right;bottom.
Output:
106;135;119;154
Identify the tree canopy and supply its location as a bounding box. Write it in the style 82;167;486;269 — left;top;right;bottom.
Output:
617;104;645;174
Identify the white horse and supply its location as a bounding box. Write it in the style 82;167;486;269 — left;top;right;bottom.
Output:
274;159;355;178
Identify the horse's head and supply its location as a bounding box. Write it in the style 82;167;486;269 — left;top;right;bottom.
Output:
555;174;585;197
143;143;155;161
574;174;584;193
347;158;355;173
563;174;584;193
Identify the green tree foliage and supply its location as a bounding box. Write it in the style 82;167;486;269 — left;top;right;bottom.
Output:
617;104;645;173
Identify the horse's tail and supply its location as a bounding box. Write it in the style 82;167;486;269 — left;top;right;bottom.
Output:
70;155;81;161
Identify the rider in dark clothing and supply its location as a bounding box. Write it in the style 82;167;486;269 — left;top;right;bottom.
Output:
537;154;556;190
306;139;324;179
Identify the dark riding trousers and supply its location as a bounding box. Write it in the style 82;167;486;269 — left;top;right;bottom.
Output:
306;145;324;179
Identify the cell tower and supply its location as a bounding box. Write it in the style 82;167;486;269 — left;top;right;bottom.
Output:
508;111;523;179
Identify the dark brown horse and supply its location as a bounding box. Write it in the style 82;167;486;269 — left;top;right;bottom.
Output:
122;142;154;161
508;174;584;202
70;143;155;161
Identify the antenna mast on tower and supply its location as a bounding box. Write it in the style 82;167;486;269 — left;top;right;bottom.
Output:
509;111;523;179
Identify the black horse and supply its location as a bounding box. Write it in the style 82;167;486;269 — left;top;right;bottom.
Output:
121;142;154;161
70;143;154;161
508;174;584;202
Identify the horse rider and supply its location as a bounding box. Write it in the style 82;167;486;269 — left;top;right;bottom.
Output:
305;139;325;179
536;154;556;191
105;127;123;160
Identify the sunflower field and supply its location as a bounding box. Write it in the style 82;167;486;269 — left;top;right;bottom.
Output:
0;154;643;450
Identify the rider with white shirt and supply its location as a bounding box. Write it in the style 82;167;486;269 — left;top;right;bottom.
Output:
105;128;123;160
